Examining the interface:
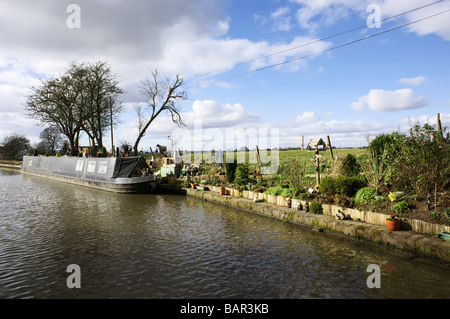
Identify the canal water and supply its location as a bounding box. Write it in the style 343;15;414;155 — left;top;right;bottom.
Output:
0;169;449;299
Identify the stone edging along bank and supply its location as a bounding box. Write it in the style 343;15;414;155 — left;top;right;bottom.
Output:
185;188;450;264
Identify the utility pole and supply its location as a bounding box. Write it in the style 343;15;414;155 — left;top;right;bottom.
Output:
110;97;114;156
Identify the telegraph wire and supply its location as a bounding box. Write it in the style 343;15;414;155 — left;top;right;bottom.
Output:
196;6;450;84
234;8;450;77
192;0;447;84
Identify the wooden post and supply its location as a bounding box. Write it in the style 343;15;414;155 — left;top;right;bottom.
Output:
326;135;334;160
437;113;443;139
315;150;320;186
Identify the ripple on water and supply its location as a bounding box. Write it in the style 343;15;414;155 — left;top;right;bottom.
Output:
1;171;450;298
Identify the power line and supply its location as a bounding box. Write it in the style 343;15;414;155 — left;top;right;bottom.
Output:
193;0;446;81
205;7;450;82
238;8;450;76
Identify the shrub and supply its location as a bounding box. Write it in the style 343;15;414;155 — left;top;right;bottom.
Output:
335;194;354;208
391;200;410;214
320;175;366;197
386;124;450;198
354;187;377;206
225;161;237;183
333;154;361;177
264;186;284;196
180;180;190;188
319;176;335;194
278;159;306;189
281;187;300;198
309;202;323;215
334;175;366;197
234;164;251;186
298;192;313;201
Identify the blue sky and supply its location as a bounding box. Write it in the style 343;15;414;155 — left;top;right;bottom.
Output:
0;0;449;152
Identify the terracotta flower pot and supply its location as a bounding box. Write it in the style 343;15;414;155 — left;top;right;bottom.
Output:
386;219;400;231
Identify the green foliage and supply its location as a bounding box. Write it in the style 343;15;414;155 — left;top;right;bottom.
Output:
370;133;394;161
278;159;306;188
354;187;377;206
335;194;354;208
298;192;313;201
333;175;367;197
391;200;410;214
234;164;251;186
281;187;300;198
0;133;31;161
309;202;323;215
263;186;300;198
264;186;284;196
320;175;366;197
319;176;335;194
225;161;237;183
385;123;450;198
333;154;361;177
359;135;389;192
180;180;190;188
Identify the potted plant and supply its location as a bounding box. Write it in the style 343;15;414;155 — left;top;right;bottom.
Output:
386;215;400;231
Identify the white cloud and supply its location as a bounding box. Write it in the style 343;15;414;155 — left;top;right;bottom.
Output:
189;100;259;128
398;113;450;130
290;0;450;40
270;7;292;31
295;111;318;122
397;76;427;86
0;0;333;143
351;88;428;112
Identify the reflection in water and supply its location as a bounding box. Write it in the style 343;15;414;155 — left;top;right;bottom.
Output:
0;170;449;299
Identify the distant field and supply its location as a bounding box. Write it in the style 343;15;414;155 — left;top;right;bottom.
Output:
158;148;367;177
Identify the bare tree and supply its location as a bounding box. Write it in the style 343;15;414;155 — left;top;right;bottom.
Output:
133;68;187;156
39;126;62;155
26;73;83;155
76;61;124;152
26;61;123;155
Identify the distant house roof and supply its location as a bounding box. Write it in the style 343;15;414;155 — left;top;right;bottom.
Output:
307;138;327;151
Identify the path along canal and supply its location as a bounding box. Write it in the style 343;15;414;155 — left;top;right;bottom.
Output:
0;169;449;299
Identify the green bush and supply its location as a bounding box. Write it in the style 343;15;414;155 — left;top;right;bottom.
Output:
234;164;251;186
335;194;354;208
320;175;366;197
225;161;237;183
337;154;361;177
309;202;323;215
180;180;190;188
281;187;300;198
319;176;335;194
334;175;366;197
298;192;313;201
354;187;377;206
391;200;410;214
264;186;284;196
